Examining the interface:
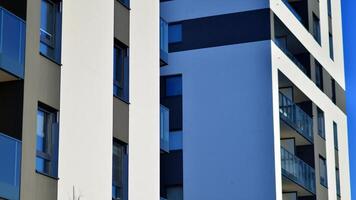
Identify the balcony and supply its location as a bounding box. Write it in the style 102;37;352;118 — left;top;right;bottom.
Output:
279;92;313;143
160;18;168;66
0;132;21;200
0;7;26;79
160;105;170;152
281;147;316;195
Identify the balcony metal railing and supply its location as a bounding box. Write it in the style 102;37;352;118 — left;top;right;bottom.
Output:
281;147;316;194
0;7;26;78
281;0;303;23
0;132;22;200
160;105;170;152
274;39;308;75
279;92;313;143
160;18;168;65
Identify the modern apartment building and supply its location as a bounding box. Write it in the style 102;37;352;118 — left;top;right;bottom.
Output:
160;0;351;200
0;0;350;200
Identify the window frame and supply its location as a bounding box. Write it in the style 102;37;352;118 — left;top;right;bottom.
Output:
113;41;129;102
317;108;325;139
319;155;328;188
40;0;57;48
112;140;128;200
36;104;58;178
312;13;321;44
315;61;324;91
333;122;338;150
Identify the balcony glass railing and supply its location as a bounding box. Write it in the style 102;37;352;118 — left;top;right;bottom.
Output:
160;18;168;65
274;39;308;75
160;105;170;152
0;132;22;200
282;0;303;23
279;92;313;143
0;7;26;78
281;147;316;194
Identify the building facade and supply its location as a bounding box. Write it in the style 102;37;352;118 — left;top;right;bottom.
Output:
0;0;350;200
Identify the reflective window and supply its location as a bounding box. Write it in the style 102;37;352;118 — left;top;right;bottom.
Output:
166;76;182;96
336;168;341;196
36;105;58;177
317;108;325;139
319;156;328;188
313;14;321;44
329;34;334;60
169;24;182;43
112;141;128;200
113;44;129;102
333;122;338;149
315;61;323;91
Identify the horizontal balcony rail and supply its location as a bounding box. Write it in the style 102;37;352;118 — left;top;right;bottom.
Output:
0;7;26;78
160;105;170;152
279;92;313;143
274;39;308;75
281;147;316;194
0;132;21;200
281;0;303;23
160;17;168;65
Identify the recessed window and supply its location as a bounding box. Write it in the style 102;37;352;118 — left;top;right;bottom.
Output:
315;61;323;91
319;156;328;188
169;24;182;43
328;0;332;17
118;0;129;7
36;104;59;177
114;43;129;102
331;79;336;103
329;33;334;60
333;122;338;150
112;141;128;200
165;76;182;96
40;0;62;63
313;14;321;44
336;168;341;197
317;108;325;139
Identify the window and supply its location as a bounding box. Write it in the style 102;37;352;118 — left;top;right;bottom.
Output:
114;43;129;102
40;0;62;63
333;122;338;150
313;14;321;44
315;61;323;91
112;141;128;200
317;108;325;139
118;0;129;7
319;156;328;188
331;79;336;103
36;104;59;177
328;0;332;17
169;24;182;43
329;33;334;60
165;76;182;96
336;168;341;197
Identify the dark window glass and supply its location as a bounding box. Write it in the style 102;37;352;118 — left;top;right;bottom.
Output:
317;108;325;139
40;0;62;63
36;105;59;177
329;34;334;60
333;122;338;150
118;0;129;7
112;141;128;200
313;14;321;44
332;79;336;103
328;0;332;16
114;44;129;102
315;61;324;91
166;76;182;96
319;156;328;188
336;168;341;196
169;24;182;43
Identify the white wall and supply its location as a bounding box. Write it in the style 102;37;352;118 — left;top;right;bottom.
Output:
58;0;114;199
161;41;276;200
129;0;160;199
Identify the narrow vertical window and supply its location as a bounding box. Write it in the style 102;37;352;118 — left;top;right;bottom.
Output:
329;34;334;60
315;61;323;91
336;168;341;197
319;156;328;188
317;108;325;139
165;76;182;97
112;141;128;200
332;79;336;103
36;104;59;177
328;0;332;17
333;122;338;150
313;14;321;44
114;42;129;102
40;0;62;63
